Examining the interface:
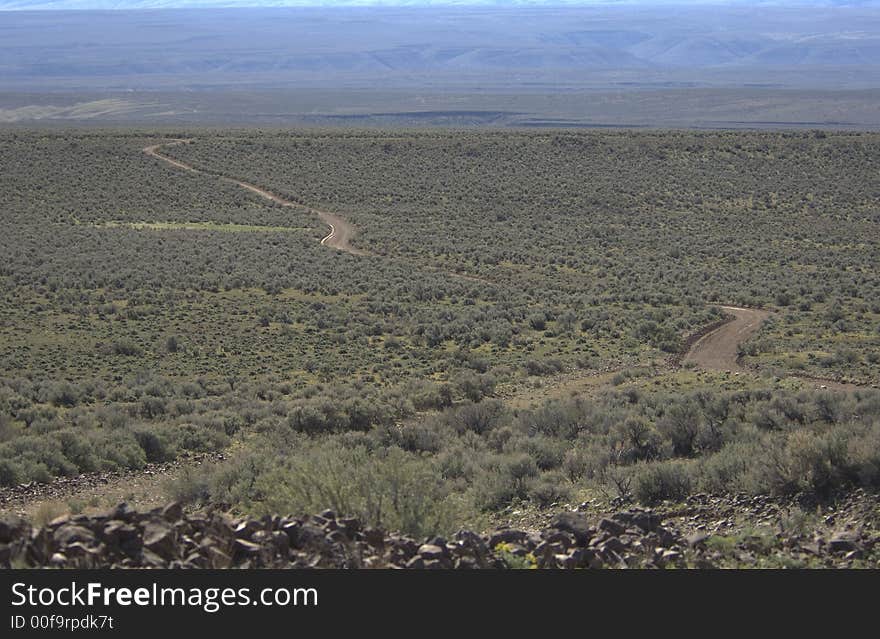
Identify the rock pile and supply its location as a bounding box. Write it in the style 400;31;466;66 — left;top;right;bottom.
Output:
0;504;697;569
1;500;876;569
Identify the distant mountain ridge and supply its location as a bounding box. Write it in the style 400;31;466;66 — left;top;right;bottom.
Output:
1;5;879;92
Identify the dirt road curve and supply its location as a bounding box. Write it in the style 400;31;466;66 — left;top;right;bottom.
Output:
683;306;868;390
143;140;367;256
684;306;770;372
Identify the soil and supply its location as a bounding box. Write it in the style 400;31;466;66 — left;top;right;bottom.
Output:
683;305;770;372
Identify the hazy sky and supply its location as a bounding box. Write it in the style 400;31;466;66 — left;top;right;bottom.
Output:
0;0;871;9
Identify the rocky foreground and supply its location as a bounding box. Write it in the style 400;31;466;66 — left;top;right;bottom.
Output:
2;492;878;569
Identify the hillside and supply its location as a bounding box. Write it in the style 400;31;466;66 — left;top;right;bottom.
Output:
1;129;879;570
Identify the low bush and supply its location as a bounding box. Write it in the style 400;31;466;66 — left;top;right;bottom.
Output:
634;461;693;505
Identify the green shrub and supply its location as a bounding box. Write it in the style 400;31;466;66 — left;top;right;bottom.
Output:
165;466;213;505
634;461;693;505
528;473;571;509
561;447;592;482
108;339;143;357
847;423;880;487
170;423;229;453
0;459;21;486
48;382;81;408
523;358;564;376
511;435;566;470
54;430;99;473
139;397;166;419
91;430;147;470
474;470;520;511
449;400;506;435
286;405;328;434
132;427;176;463
519;399;593;440
698;440;758;494
392;422;442;454
455;372;496;402
613;416;664;462
0;436;77;480
657;402;702;457
253;443;469;538
783;429;850;496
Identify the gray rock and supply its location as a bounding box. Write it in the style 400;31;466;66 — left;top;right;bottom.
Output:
65;542;102;559
142;521;176;559
661;549;682;562
293;523;326;548
325;530;348;544
53;524;96;547
202;543;232;569
233;520;257;540
598;518;627;537
569;547;600;569
161;502;183;522
233;539;264;556
613;509;661;533
0;515;28;544
140;548;167;568
488;528;528;548
551;513;595;545
109;503;135;521
686;532;710;548
656;528;678;548
829;532;861;553
542;531;574;548
102;521;138;543
339;517;361;535
418;544;446;560
280;520;302;545
601;537;627;555
362;526;385;549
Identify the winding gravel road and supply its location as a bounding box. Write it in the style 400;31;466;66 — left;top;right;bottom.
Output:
684;306;770;372
145;140;870;391
143;140;368;256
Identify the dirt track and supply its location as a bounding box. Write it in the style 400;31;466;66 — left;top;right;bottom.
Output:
682;306;869;391
0;454;223;519
132;146;880;389
145;140;868;391
683;306;770;372
143;140;367;256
